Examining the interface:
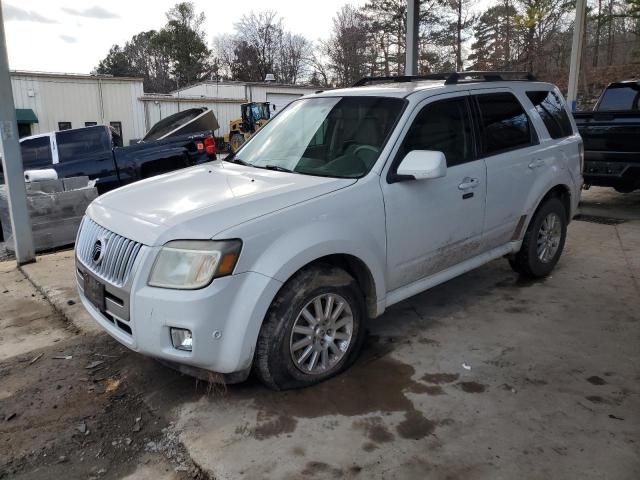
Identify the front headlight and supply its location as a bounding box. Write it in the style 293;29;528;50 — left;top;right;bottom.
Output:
148;239;242;290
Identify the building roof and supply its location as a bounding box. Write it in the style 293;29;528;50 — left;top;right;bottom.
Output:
140;94;246;104
10;70;144;82
171;80;317;95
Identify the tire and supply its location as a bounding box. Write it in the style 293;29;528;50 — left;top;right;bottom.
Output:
614;185;636;194
254;264;366;390
509;197;567;278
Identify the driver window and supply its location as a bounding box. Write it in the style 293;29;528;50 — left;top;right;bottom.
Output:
400;98;473;168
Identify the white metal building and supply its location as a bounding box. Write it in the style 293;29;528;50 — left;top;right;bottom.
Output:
11;72;317;145
11;71;147;145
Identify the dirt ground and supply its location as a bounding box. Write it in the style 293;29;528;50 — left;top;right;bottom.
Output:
0;186;639;479
0;266;209;480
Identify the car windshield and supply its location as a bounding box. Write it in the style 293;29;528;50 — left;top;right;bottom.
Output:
230;96;404;178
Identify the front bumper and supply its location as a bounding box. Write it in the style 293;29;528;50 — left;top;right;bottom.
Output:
77;253;282;375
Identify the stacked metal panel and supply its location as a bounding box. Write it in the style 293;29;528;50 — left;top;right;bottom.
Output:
0;176;98;253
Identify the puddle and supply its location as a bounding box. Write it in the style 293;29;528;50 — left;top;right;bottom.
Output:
422;373;459;384
587;375;607;385
229;337;439;441
456;381;486;393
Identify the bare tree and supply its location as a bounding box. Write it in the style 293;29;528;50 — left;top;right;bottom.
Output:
323;5;371;86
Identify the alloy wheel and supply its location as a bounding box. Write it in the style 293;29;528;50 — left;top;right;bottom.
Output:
289;293;354;375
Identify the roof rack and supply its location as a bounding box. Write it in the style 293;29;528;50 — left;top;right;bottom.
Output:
352;71;535;87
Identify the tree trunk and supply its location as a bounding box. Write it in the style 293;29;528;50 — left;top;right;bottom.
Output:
456;0;463;70
593;0;602;67
606;0;614;65
504;0;511;68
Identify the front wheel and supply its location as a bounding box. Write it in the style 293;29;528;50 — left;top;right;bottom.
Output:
509;197;567;278
254;264;366;390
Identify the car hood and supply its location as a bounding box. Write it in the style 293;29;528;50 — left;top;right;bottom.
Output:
86;161;356;246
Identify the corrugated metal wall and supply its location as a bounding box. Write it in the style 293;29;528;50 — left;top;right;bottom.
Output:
248;85;314;102
11;74;146;145
177;83;247;99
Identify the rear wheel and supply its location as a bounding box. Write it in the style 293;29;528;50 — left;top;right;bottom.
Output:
509;197;567;278
254;264;366;390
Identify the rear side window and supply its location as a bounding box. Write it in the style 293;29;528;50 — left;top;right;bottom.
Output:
20;137;53;169
56;127;111;163
527;90;573;139
597;84;640;111
476;93;535;156
400;98;474;167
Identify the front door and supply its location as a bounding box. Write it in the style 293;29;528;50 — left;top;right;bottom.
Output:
382;93;487;291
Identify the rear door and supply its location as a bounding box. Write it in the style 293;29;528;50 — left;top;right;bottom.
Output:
382;92;487;291
472;89;543;250
54;126;120;191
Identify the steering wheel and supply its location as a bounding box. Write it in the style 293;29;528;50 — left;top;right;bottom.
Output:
353;145;380;168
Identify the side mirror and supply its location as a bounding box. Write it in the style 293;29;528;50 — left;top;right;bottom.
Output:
396;150;447;180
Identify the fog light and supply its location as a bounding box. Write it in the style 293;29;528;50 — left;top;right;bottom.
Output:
170;328;193;351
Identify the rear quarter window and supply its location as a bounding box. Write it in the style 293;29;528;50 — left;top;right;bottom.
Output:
476;92;536;156
526;90;574;139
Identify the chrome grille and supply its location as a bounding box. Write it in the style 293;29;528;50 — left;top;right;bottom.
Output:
76;217;143;287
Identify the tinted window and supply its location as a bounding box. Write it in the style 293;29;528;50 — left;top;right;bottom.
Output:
56;127;111;163
597;84;640;111
476;93;535;155
400;98;473;167
527;90;573;139
20;137;52;169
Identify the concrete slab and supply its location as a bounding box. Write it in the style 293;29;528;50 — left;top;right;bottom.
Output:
0;263;71;362
168;220;640;480
20;249;101;334
14;191;640;479
579;187;640;221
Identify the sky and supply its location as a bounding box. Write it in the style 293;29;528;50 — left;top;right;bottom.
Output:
2;0;368;74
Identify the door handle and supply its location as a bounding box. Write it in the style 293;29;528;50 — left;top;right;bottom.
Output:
458;177;479;190
528;159;546;169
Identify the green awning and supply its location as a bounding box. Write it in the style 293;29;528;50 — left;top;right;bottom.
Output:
15;108;38;124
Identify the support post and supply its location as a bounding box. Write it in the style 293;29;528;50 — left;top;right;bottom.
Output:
567;0;587;112
0;1;35;264
405;0;419;75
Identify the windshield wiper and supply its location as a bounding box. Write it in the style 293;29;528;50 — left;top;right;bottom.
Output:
264;165;294;173
225;156;252;167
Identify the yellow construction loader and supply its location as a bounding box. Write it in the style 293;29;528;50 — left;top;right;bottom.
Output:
224;102;272;152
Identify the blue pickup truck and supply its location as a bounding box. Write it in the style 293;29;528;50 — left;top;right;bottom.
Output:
0;108;218;240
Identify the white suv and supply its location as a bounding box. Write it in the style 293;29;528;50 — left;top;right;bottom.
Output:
75;73;583;390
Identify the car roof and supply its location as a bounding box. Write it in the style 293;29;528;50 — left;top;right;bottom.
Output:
19;132;52;142
310;79;556;100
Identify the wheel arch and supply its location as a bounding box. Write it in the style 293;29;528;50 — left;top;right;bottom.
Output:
522;183;573;238
273;253;380;319
534;184;572;222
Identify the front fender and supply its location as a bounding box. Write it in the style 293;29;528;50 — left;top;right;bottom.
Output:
220;181;388;315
